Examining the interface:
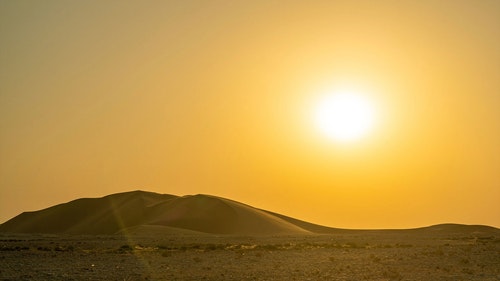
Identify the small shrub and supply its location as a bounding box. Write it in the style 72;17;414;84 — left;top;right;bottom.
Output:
371;254;381;263
345;242;358;248
205;244;217;251
461;268;474;275
54;246;64;252
460;258;470;264
190;244;201;250
382;268;402;280
396;243;413;248
118;245;133;252
257;244;278;251
37;246;51;251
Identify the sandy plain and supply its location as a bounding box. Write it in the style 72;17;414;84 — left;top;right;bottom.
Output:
1;231;499;281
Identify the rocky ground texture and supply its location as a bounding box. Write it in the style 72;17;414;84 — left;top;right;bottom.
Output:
1;232;499;281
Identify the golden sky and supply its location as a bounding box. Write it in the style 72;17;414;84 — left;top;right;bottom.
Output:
1;0;499;229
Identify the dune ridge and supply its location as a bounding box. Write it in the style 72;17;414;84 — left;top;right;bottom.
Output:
0;190;498;235
0;191;313;235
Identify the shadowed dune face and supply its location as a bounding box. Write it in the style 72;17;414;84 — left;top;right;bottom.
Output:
0;191;312;235
147;195;240;234
0;191;498;235
0;191;179;234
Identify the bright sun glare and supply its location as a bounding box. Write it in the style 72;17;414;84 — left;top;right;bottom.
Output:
314;91;376;142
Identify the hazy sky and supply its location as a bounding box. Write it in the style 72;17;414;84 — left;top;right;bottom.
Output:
1;0;499;229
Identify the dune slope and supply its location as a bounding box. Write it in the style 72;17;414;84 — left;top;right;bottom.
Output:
1;191;498;235
0;191;312;235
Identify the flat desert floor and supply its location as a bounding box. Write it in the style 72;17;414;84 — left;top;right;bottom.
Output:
1;232;499;281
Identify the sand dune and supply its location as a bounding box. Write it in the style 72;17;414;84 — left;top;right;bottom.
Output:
0;190;498;235
0;191;178;234
0;191;313;235
144;194;311;234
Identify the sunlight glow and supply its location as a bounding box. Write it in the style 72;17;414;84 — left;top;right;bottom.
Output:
314;91;376;142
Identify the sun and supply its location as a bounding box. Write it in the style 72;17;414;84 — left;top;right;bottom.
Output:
314;91;377;142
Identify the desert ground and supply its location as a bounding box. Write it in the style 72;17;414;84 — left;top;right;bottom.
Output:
1;192;499;280
1;231;499;281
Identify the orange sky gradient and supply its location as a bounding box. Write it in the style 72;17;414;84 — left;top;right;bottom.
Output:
1;0;499;229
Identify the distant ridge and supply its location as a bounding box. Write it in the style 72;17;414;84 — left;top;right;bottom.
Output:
0;190;498;235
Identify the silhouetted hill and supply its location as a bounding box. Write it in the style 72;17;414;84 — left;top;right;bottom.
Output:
0;191;498;235
0;191;176;234
0;191;312;235
413;223;500;235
